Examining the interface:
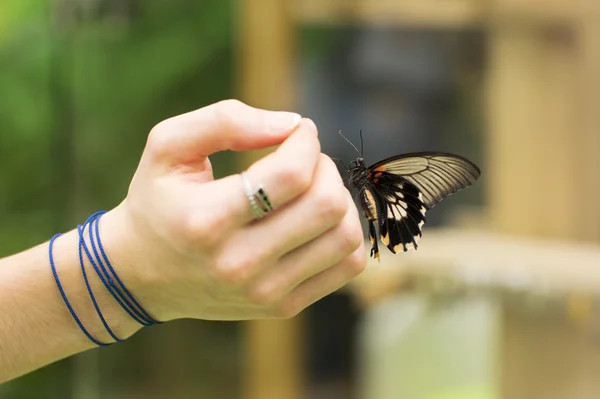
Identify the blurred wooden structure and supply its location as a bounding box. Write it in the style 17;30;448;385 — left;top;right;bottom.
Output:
236;1;305;399
236;0;600;399
347;229;600;308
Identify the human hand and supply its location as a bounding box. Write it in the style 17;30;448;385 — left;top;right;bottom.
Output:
101;99;367;322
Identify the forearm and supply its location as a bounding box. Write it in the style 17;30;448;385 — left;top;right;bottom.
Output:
0;100;370;384
0;218;142;383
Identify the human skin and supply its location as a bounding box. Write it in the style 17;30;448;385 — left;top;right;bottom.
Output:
0;99;367;383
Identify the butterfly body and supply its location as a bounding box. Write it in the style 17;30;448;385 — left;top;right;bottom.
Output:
347;157;369;188
340;133;481;261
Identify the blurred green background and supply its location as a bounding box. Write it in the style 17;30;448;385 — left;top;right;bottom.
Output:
2;1;600;399
0;1;242;398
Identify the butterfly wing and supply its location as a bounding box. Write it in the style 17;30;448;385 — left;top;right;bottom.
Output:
364;179;428;256
365;152;480;257
368;152;481;209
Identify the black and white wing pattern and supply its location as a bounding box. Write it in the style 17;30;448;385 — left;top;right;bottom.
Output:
361;152;480;259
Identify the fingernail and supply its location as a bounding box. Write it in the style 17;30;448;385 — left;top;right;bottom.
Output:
303;118;318;134
265;112;302;134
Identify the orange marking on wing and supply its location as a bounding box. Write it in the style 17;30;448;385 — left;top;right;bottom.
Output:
393;244;404;253
381;234;389;246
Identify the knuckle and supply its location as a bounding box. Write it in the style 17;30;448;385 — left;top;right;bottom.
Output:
248;284;279;307
311;132;322;152
217;98;245;110
211;99;247;129
319;154;344;184
181;221;212;248
273;299;303;319
146;119;175;158
338;218;364;253
314;188;348;223
280;163;312;194
319;153;338;172
182;214;223;249
345;247;368;277
210;258;255;287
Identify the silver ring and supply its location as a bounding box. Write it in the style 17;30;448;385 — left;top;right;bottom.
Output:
241;172;274;219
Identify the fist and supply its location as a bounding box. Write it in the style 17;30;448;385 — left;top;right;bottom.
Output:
102;99;367;322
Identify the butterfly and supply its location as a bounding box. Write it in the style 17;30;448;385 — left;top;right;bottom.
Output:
335;130;481;261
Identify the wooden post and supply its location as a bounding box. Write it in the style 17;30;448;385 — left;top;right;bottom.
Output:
486;8;600;398
577;8;600;242
485;22;580;240
236;0;295;110
235;1;304;399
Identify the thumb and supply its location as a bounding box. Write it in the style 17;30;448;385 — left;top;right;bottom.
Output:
148;99;303;165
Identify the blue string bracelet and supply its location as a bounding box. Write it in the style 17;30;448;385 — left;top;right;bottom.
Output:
85;211;162;326
49;210;162;346
80;212;154;327
49;233;110;347
89;212;158;325
93;212;161;325
77;222;124;343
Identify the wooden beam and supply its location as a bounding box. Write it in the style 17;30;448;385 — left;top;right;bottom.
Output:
291;0;485;28
489;0;576;24
292;0;597;27
346;229;600;308
235;1;304;399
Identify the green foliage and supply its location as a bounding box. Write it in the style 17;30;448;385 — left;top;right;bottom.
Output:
0;0;48;43
0;0;235;239
0;1;236;397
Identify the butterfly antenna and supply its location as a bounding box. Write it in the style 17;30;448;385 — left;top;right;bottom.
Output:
338;130;360;156
359;128;364;157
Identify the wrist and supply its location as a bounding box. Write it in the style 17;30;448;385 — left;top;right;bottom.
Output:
98;201;174;323
50;225;144;344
